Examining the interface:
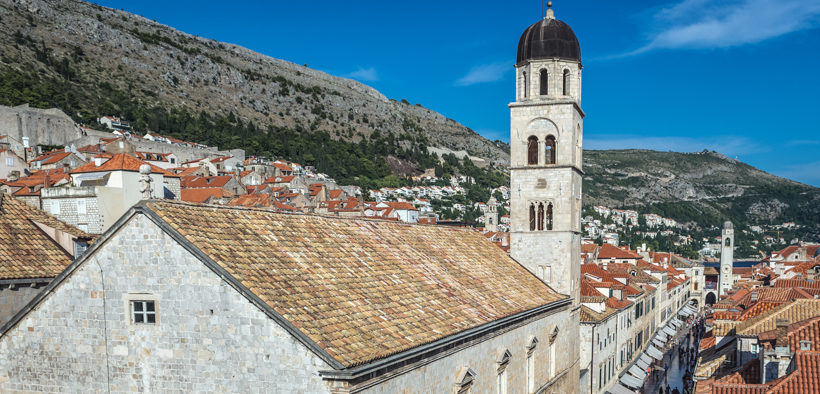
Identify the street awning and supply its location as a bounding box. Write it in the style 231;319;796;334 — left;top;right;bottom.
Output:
655;331;668;341
608;383;637;394
679;307;693;317
636;356;650;370
619;373;643;390
653;338;665;349
640;353;654;367
628;364;647;380
670;317;683;328
663;326;677;336
647;345;664;360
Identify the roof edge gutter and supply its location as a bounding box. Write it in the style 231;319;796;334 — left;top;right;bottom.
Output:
319;296;572;381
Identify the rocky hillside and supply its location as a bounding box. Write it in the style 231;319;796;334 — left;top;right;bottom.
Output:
584;149;820;232
0;0;508;165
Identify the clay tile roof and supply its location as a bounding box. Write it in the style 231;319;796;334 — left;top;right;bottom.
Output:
606;296;633;310
328;189;343;199
597;243;642;259
774;279;820;289
758;316;820;352
581;244;599;253
581;278;605;298
579;305;617;323
264;175;295;184
143;200;567;367
273;162;293;172
736;299;820;337
705;267;720;275
180;188;233;203
385;201;417;211
764;351;820;394
0;195;91;280
33;151;72;165
181;175;233;188
71;153;176;177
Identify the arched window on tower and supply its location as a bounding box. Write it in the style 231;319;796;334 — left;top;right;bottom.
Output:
523;71;529;99
537;203;545;231
725;238;731;247
527;136;539;165
540;70;549;96
529;204;536;231
563;69;570;96
545;135;556;164
546;203;554;230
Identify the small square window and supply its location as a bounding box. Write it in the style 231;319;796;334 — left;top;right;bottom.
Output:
131;300;156;324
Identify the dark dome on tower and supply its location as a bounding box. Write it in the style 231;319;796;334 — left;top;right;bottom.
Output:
516;16;581;66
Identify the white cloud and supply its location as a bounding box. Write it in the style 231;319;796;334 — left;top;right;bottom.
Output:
625;0;820;55
454;62;509;87
345;67;379;82
585;135;763;157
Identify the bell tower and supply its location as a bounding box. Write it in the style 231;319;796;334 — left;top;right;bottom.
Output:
509;2;584;305
719;221;734;295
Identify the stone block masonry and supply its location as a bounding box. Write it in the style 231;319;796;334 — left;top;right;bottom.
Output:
0;214;330;392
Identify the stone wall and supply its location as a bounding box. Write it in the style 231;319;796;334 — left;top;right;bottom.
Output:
0;214;331;392
358;306;578;394
0;105;80;147
41;188;101;234
0;283;45;328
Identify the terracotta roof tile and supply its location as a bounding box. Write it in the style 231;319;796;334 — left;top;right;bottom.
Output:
143;200;567;367
597;243;642;259
736;299;820;337
180;188;232;203
71;153;177;177
0;195;91;280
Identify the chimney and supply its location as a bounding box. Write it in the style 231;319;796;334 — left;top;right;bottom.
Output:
43;173;50;189
94;157;103;167
8;171;19;182
775;319;789;349
751;291;759;302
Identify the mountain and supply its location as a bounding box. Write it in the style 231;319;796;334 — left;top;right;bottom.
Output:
1;0;818;241
0;0;508;167
584;149;820;236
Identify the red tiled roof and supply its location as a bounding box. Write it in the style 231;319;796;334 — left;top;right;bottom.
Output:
33;151;73;165
181;175;234;189
273;162;293;172
774;279;820;290
606;297;633;309
328;189;343;199
385;201;417;211
597;243;642;260
71;154;176;177
180;188;233;203
264;175;295;184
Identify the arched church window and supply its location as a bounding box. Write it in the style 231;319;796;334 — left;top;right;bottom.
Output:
529;204;536;231
523;71;529;98
537;203;545;231
540;70;549;96
563;69;570;96
527;136;539;165
546;203;554;230
545;135;556;164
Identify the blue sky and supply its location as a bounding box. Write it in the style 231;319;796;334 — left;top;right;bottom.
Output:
96;0;820;186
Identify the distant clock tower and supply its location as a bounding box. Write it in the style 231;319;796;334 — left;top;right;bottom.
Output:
719;221;734;295
509;3;583;306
